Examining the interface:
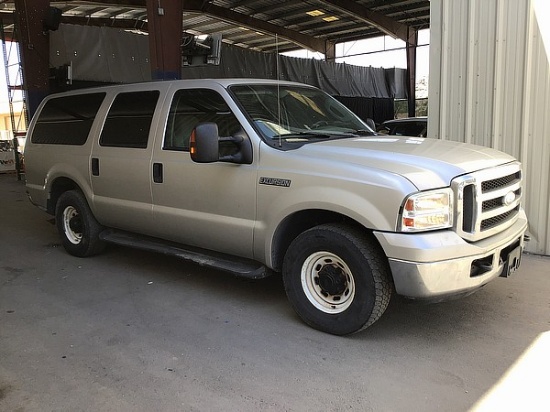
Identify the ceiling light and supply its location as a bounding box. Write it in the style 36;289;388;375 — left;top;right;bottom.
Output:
306;10;325;17
323;16;340;22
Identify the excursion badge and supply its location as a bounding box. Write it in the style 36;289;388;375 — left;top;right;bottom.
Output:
259;177;291;187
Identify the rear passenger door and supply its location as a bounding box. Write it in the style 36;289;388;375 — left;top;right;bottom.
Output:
150;87;257;258
90;89;163;234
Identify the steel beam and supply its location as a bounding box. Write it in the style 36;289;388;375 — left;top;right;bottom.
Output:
317;0;410;42
57;0;329;54
146;0;182;80
14;0;50;118
406;27;418;117
181;0;329;54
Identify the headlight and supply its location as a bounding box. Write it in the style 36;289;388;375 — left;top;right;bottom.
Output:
399;188;453;232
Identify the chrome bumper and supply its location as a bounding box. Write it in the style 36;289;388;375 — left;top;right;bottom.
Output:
374;210;528;300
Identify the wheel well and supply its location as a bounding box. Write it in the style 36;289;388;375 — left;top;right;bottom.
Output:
47;177;80;215
271;210;368;272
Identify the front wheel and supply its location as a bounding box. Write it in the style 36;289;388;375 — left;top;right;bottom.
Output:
55;190;105;257
283;223;393;335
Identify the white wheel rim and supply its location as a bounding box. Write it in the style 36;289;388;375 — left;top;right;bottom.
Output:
62;206;82;245
301;251;355;314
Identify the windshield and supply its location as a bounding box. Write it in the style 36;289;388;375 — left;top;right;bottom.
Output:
230;84;374;144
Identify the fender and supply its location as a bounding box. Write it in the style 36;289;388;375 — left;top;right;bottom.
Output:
254;176;417;268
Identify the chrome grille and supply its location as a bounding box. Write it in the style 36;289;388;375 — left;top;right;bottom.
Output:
481;172;521;193
482;198;504;211
481;207;519;230
452;162;522;242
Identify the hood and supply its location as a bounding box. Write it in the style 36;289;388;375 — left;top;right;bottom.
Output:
296;137;516;190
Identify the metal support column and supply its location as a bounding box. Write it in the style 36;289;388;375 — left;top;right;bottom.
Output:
14;0;50;120
325;40;336;61
406;27;418;118
146;0;183;80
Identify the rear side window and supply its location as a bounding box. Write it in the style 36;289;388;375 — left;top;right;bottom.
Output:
100;90;160;148
31;93;106;145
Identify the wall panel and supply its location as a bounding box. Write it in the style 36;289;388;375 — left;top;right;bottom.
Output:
429;0;550;254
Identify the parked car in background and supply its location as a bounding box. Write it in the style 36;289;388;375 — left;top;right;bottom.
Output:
377;116;428;137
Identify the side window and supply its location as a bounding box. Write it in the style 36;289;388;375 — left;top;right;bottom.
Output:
100;90;160;148
31;93;106;145
164;89;241;151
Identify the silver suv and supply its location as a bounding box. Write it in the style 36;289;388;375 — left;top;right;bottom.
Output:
24;79;527;335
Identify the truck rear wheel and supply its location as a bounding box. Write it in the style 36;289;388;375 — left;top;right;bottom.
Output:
55;190;105;257
282;223;393;335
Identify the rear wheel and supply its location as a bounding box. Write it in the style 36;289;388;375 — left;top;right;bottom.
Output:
55;190;105;257
283;223;393;335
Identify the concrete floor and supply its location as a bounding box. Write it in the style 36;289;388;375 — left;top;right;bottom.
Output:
1;173;549;412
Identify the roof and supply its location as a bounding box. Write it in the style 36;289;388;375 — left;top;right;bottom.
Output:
0;0;430;54
39;78;317;98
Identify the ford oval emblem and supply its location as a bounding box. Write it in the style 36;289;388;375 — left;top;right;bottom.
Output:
503;191;516;206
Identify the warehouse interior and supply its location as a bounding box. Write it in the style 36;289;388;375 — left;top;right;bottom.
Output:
0;0;430;125
0;0;547;252
4;0;547;255
1;1;549;411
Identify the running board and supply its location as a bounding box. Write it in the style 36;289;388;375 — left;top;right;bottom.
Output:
99;230;270;279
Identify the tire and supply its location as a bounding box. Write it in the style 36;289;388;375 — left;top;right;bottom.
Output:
55;190;105;257
282;223;393;335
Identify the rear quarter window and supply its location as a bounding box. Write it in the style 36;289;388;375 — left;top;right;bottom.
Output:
31;93;106;145
100;90;160;149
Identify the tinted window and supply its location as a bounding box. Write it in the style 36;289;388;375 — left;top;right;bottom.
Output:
100;90;159;148
164;89;241;151
31;93;106;145
390;122;427;137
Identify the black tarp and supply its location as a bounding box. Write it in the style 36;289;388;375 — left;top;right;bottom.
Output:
49;25;404;122
333;96;395;124
182;44;407;99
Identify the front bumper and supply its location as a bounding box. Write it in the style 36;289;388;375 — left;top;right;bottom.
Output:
374;210;528;300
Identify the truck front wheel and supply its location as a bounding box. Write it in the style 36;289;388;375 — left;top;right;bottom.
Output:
282;223;393;335
55;190;105;257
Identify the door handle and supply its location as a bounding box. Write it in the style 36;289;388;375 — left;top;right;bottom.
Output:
153;162;163;183
91;158;99;176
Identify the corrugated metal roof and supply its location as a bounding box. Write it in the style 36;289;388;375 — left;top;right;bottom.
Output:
0;0;430;53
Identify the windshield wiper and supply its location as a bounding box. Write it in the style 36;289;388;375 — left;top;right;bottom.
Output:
273;132;333;139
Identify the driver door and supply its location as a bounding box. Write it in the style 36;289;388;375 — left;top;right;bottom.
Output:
150;87;257;258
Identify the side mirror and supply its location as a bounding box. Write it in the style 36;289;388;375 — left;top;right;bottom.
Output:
190;122;253;165
190;123;221;163
366;118;376;131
